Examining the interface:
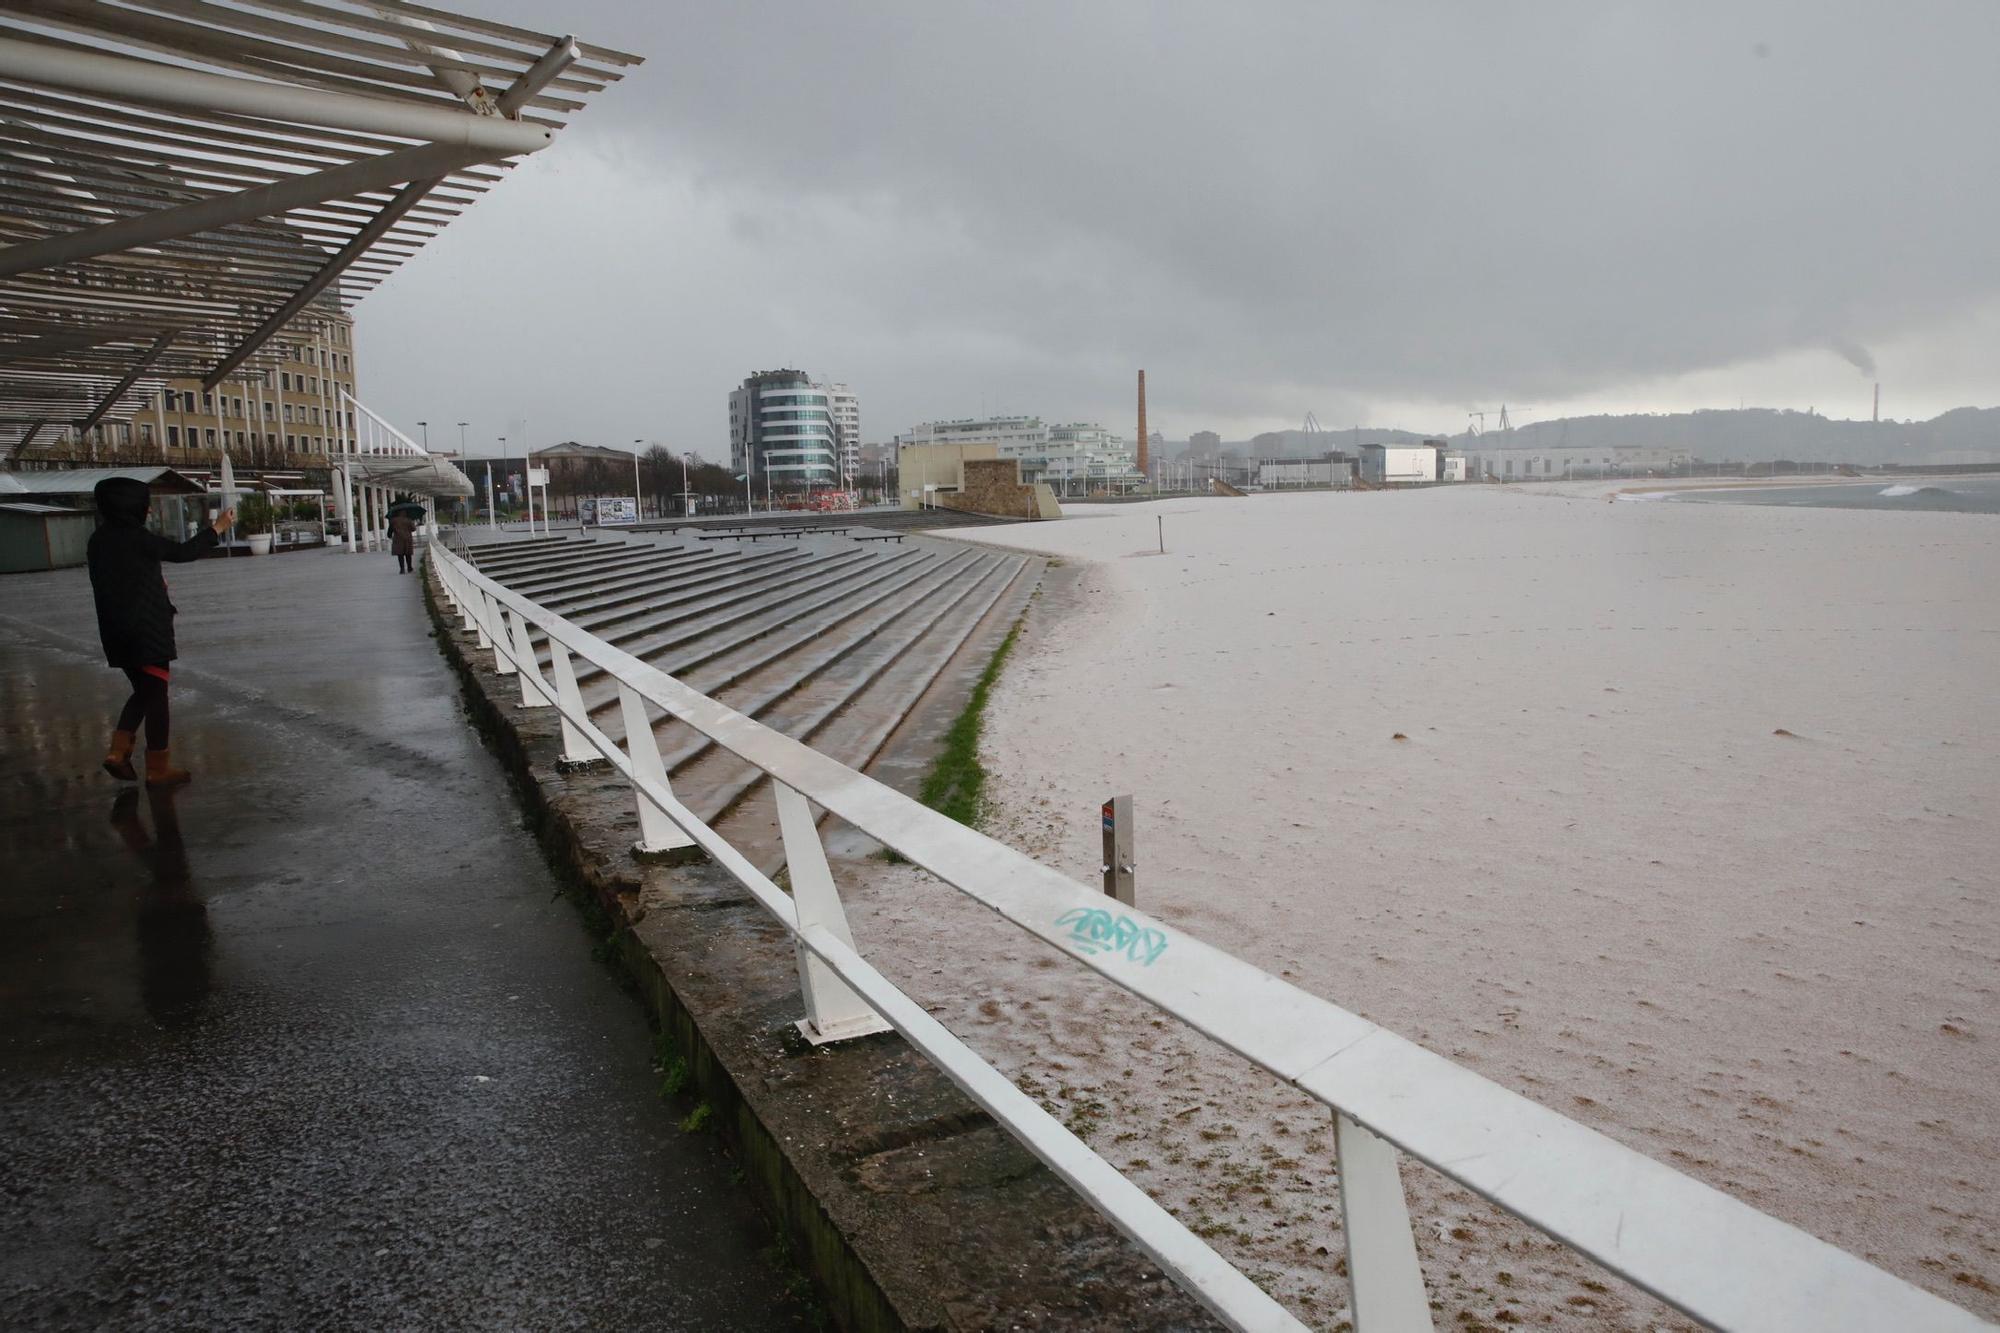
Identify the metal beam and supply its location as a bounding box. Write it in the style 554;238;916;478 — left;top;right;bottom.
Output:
202;175;442;389
0;321;168;367
0;139;489;280
497;35;581;118
0;37;552;155
75;330;179;434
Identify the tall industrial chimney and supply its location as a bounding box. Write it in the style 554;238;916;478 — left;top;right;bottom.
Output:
1136;369;1150;484
1873;382;1880;424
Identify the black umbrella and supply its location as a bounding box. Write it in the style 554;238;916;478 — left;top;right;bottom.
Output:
386;500;426;518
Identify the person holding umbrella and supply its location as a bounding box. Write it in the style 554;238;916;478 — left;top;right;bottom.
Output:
387;500;419;574
89;477;233;787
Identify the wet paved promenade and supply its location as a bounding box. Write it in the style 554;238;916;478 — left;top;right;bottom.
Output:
0;545;805;1330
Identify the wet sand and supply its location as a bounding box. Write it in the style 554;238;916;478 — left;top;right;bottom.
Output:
845;484;1999;1328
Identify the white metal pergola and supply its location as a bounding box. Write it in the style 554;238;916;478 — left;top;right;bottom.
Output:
0;0;639;458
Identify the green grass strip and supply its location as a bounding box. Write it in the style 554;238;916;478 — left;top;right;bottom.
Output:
915;619;1023;829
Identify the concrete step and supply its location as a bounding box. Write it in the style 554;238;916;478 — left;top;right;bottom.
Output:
568;549;884;668
527;548;789;618
662;553;1020;828
719;552;1035;871
501;544;710;595
588;549;979;725
558;549;844;638
570;549;926;707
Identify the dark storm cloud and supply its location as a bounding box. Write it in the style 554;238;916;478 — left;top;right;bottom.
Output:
370;1;1999;445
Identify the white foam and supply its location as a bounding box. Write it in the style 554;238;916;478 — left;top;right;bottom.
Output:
1878;484;1921;497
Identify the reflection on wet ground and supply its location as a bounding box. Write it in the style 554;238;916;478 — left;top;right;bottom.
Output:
0;550;806;1330
110;786;211;1028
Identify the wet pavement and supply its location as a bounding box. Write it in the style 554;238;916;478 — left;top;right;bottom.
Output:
0;546;809;1330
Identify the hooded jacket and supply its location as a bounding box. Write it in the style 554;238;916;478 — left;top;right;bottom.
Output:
87;477;219;668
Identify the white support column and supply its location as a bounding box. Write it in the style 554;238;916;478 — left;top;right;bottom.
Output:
509;608;552;708
616;683;694;856
337;388;356;552
546;641;600;767
343;464;358;552
774;781;892;1044
1334;1112;1435;1332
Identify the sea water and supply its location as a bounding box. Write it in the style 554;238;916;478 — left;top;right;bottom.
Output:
1670;474;2000;514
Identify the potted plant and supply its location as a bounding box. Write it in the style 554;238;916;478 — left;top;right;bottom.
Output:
236;494;275;555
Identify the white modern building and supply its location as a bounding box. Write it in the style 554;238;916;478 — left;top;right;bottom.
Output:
729;369;838;491
896;415;1139;490
819;381;860;486
1039;422;1139;489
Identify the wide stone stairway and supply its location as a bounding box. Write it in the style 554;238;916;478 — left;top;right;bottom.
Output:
459;527;1038;869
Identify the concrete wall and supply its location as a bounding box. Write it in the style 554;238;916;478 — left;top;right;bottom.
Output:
898;441;998;509
934;458;1061;520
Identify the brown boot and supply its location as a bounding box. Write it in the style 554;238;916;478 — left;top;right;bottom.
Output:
103;729;138;781
144;748;192;787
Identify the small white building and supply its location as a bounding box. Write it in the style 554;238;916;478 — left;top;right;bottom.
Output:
1360;443;1439;484
1256;455;1353;488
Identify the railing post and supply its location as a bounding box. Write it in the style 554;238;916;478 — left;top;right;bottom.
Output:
509;607;552;707
616;683;695;857
545;640;603;769
444;555;475;630
774;781;892;1044
485;594;516;675
469;581;493;649
1334;1111;1434;1332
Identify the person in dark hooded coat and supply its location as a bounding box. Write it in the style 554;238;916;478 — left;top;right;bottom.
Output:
88;476;232;786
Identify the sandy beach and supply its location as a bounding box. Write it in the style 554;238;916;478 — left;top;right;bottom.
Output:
843;483;1999;1329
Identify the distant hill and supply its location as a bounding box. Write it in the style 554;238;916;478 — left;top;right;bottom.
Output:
1453;407;2000;466
1195;407;2000;466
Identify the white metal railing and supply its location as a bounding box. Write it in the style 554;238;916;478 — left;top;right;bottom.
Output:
430;540;1990;1333
333;392;473;552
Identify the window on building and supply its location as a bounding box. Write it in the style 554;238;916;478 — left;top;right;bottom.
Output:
233;397;244;417
283;404;293;422
167;426;179;446
235;432;246;448
204;428;216;446
139;424;153;447
263;402;274;420
202;391;213;411
286;434;296;450
311;407;321;426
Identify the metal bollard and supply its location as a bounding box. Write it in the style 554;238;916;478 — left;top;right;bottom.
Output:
1101;794;1134;906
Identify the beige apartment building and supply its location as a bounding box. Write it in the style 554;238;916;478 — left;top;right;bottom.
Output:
107;313;360;466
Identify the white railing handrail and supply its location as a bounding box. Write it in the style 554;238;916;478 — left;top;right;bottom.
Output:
341;390;428;457
432;541;1990;1333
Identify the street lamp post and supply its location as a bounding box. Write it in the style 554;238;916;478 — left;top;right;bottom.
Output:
681;452;693;519
456;422;469;522
416;420;428;450
498;436;507;527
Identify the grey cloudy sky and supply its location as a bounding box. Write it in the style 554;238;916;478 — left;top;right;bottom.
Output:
363;2;2000;457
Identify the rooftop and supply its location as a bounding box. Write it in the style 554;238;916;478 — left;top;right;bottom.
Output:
0;1;641;457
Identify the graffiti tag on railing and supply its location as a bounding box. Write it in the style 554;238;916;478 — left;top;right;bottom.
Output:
1054;907;1168;966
